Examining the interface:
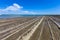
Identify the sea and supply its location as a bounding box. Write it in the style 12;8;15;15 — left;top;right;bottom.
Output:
0;14;40;19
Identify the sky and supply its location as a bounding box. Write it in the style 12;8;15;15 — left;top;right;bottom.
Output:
0;0;60;15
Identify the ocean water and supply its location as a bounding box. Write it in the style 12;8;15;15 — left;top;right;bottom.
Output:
0;14;38;19
0;15;21;19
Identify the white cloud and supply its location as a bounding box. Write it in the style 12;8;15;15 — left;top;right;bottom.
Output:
4;3;23;11
23;11;29;13
0;3;36;15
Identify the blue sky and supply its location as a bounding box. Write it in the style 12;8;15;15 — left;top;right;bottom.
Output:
0;0;60;15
